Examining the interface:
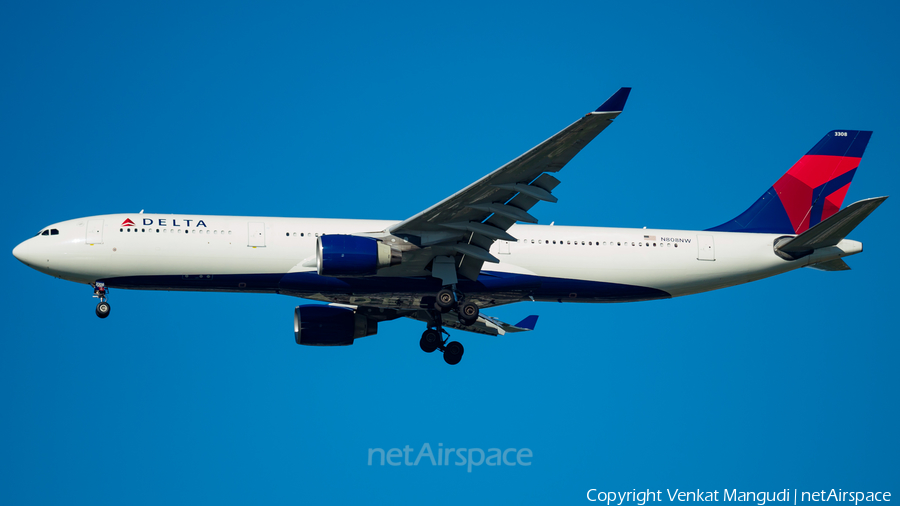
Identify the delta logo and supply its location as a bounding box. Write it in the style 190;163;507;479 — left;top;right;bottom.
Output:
122;217;208;228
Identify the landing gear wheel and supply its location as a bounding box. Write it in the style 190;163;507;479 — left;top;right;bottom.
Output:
443;341;464;365
95;301;111;319
458;301;479;326
420;329;441;353
435;288;455;312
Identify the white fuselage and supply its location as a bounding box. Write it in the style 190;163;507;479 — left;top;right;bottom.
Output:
12;213;863;309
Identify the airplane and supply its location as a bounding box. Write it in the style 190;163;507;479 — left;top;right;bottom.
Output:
12;88;887;365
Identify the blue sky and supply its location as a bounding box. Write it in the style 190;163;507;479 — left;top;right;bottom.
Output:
2;1;898;504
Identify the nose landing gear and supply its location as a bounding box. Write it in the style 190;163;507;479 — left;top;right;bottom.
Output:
93;283;111;319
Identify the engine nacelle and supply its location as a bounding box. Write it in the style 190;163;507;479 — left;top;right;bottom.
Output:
294;305;378;346
316;234;399;276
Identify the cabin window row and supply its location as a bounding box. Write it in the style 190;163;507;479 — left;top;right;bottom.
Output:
522;239;678;248
120;228;232;235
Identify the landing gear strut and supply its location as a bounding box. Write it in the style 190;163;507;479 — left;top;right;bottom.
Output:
93;282;111;319
419;286;476;365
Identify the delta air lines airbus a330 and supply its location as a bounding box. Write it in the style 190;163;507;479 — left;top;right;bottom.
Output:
12;88;887;365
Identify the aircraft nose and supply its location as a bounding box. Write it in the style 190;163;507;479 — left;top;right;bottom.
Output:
12;239;39;268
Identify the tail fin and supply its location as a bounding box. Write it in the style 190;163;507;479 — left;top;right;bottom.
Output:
708;130;872;234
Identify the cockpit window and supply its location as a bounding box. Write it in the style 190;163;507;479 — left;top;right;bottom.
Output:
50;229;59;235
41;230;49;236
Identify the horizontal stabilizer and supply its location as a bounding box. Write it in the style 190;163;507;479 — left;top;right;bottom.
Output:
806;258;851;271
777;196;887;256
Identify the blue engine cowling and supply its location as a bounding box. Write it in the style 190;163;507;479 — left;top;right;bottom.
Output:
294;305;378;346
316;235;399;277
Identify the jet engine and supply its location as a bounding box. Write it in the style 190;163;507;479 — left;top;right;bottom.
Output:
294;305;378;346
316;235;400;276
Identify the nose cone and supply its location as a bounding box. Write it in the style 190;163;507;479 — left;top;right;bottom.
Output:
12;239;40;269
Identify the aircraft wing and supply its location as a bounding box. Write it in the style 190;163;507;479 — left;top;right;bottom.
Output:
387;87;631;281
328;303;539;337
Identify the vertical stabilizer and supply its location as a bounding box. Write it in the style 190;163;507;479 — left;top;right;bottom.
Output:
708;130;872;234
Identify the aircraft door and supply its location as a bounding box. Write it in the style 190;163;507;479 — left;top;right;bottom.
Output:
498;241;510;254
248;222;266;247
697;234;715;261
86;220;103;245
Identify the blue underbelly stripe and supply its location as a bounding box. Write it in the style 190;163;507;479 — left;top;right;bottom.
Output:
99;270;671;303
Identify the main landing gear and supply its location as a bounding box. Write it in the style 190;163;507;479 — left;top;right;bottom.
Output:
420;287;478;365
93;282;111;319
420;328;465;365
434;287;479;326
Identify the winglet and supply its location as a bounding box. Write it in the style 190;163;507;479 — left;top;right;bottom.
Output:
513;315;539;331
594;87;632;113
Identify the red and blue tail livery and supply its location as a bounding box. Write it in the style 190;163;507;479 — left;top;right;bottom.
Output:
709;130;872;234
